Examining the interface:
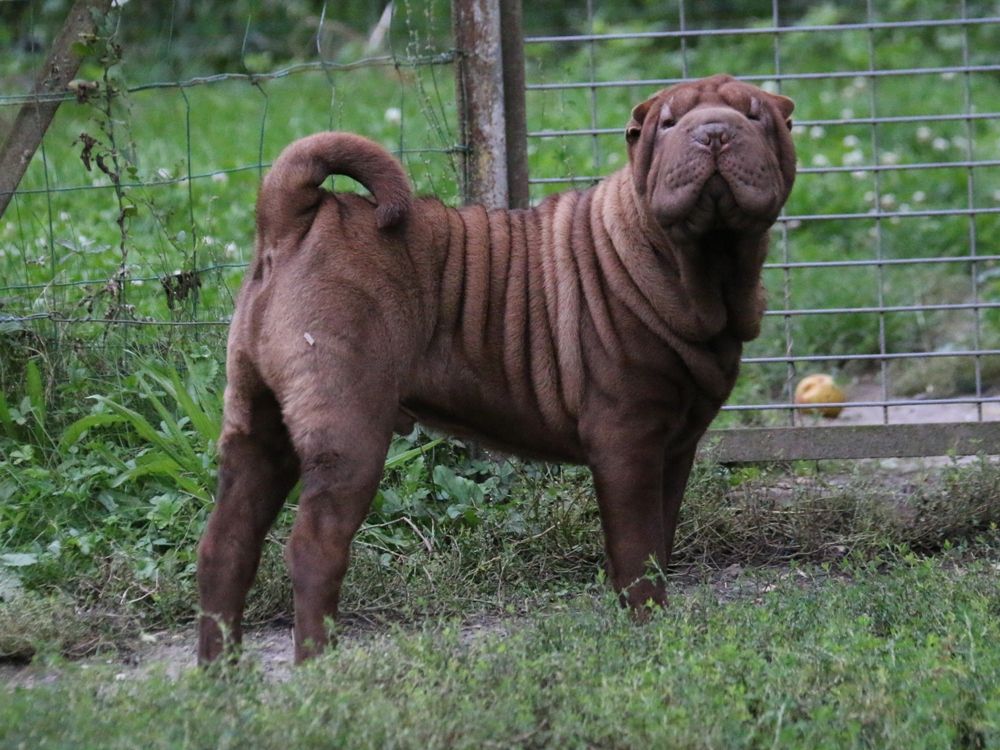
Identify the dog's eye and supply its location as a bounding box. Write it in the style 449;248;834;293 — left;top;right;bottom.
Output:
748;97;762;121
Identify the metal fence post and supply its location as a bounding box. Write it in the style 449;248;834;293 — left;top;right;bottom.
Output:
500;0;529;209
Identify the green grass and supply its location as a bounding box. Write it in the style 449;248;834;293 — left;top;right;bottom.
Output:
3;555;1000;749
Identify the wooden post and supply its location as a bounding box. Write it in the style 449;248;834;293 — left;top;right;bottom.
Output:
0;0;113;220
452;0;508;208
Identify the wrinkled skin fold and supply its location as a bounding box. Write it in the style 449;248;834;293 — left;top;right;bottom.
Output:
197;74;797;664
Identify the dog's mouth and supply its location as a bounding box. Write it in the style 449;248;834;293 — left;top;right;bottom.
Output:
702;171;731;204
654;160;781;242
671;171;743;237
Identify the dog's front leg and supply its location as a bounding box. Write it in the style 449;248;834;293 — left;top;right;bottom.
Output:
589;437;668;611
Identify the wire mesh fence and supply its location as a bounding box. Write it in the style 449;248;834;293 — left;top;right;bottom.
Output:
521;1;1000;457
0;1;461;376
2;0;998;458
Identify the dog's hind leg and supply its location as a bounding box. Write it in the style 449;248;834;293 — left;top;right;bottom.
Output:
197;387;298;665
281;388;397;663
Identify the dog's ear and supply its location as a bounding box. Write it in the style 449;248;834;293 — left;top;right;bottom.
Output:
769;93;795;130
625;98;654;145
626;94;662;197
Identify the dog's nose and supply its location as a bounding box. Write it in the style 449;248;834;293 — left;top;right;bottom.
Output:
692;122;735;152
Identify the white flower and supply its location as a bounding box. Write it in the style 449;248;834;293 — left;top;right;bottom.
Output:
760;80;779;93
912;190;927;203
202;235;215;246
952;135;970;151
941;71;957;80
880;193;897;209
157;168;172;181
842;149;865;166
842;134;861;148
852;170;867;180
916;126;933;143
225;242;239;257
792;125;807;137
59;211;71;221
811;153;830;167
879;151;899;165
384;107;402;124
809;125;826;139
992;189;1000;203
853;76;867;90
863;190;876;204
211;171;229;184
932;137;950;151
131;279;144;287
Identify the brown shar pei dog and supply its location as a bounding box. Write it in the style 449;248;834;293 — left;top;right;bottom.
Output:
197;74;796;664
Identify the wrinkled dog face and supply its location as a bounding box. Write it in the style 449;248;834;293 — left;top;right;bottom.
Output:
626;75;797;237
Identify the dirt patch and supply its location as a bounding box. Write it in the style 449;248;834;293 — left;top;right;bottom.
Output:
830;379;1000;426
0;611;526;688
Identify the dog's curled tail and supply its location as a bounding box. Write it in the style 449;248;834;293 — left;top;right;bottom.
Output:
257;132;413;241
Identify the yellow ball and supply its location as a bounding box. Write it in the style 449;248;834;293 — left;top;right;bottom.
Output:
794;374;846;418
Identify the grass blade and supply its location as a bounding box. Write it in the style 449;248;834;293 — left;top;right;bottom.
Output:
24;359;45;426
0;390;17;440
384;438;443;470
59;413;126;449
